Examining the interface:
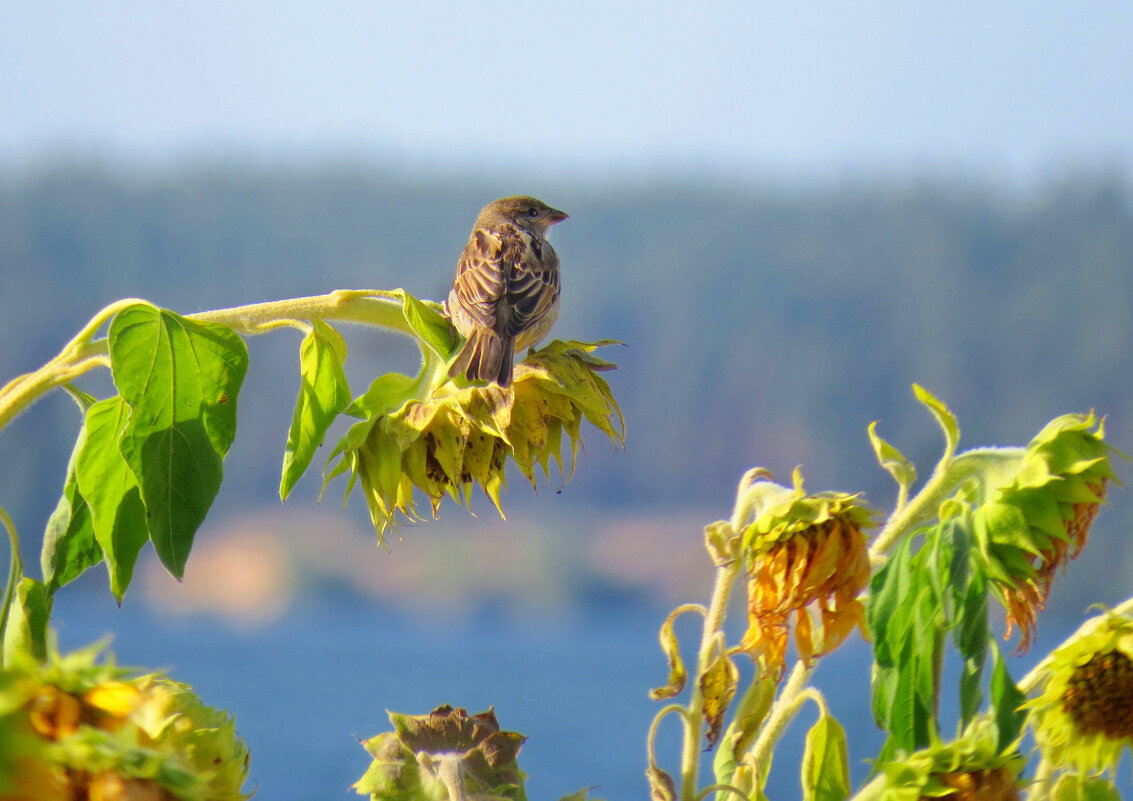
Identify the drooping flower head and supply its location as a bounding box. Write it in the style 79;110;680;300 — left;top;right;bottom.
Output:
872;723;1024;801
1026;611;1133;777
327;340;624;540
973;413;1119;650
736;468;874;677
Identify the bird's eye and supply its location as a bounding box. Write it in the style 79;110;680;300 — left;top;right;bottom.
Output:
527;208;539;218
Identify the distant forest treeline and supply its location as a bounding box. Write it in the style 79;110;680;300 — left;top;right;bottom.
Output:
2;162;1131;576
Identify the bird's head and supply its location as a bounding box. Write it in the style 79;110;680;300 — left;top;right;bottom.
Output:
478;196;568;237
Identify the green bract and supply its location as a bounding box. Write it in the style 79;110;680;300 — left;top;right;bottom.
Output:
738;467;874;559
353;706;528;801
325;340;624;540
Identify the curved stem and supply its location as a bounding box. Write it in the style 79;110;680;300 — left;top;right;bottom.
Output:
870;447;1025;561
648;704;692;770
748;660;815;774
0;505;23;667
680;558;743;801
0;290;443;436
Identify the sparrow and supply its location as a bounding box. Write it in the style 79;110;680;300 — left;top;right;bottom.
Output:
445;196;568;387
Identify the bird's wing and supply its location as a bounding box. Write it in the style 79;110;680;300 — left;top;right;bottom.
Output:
451;224;560;337
501;232;560;338
450;226;507;329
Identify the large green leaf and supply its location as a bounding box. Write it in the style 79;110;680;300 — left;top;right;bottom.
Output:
280;321;351;501
2;578;51;663
801;712;850;801
869;535;945;751
990;644;1026;751
41;422;101;594
955;570;989;725
75;396;150;601
109;304;248;579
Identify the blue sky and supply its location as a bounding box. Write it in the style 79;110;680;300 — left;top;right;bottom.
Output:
3;1;1132;181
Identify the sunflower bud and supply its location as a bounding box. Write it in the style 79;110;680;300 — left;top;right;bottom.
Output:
973;413;1119;650
1026;611;1133;776
328;340;624;540
736;468;873;677
352;706;528;801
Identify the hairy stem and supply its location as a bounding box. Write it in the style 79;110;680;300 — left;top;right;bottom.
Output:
680;559;742;801
0;290;441;435
748;660;815;776
870;447;1025;561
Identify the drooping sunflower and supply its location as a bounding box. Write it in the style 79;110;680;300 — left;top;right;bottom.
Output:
870;723;1024;801
972;413;1119;650
327;340;624;540
736;468;874;677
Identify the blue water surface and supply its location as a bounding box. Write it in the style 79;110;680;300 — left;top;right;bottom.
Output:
49;590;1129;800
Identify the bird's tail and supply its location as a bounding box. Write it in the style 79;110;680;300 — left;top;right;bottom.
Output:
448;330;516;387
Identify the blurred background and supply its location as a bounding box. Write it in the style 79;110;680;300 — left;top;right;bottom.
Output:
3;2;1133;798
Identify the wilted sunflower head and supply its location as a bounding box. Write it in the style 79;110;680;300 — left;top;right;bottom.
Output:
972;413;1120;651
734;468;874;677
327;339;624;540
1025;610;1133;777
873;723;1024;801
0;641;250;801
353;705;527;801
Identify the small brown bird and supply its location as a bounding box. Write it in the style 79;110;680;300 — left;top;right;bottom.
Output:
446;196;568;387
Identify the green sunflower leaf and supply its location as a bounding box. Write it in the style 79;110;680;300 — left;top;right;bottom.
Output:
802;712;851;801
109;303;248;579
2;578;51;663
41;420;101;595
399;289;454;359
75;396;149;602
868;421;917;494
990;644;1026;751
280;321;351;501
912;384;960;458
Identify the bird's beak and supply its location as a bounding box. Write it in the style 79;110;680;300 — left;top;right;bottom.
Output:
548;209;569;224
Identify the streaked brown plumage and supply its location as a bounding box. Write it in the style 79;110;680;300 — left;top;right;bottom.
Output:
445;196;568;386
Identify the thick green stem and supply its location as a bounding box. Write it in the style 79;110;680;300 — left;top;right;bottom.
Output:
0;290;438;436
0;505;22;667
680;558;743;801
869;447;1025;561
748;660;815;776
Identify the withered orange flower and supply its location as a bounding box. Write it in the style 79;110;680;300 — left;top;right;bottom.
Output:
736;468;873;677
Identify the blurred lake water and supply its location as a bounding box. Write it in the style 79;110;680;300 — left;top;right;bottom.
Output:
50;585;1133;801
